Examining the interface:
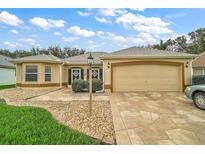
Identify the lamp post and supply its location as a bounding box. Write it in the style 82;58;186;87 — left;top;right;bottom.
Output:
87;52;94;116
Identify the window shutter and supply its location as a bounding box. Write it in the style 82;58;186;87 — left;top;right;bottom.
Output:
68;69;71;85
81;69;84;80
87;69;89;80
100;68;103;80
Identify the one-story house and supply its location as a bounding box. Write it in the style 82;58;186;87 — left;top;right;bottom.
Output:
11;46;197;92
192;51;205;75
0;55;16;85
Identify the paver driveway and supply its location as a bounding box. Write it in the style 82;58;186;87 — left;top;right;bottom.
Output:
110;92;205;145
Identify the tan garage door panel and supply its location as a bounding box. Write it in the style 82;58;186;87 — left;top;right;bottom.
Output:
113;64;182;92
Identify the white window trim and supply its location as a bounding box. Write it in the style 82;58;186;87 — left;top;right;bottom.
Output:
45;65;52;82
92;68;100;80
25;64;38;82
196;68;205;75
202;69;205;75
71;68;81;83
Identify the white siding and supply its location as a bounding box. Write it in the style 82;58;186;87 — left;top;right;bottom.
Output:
0;68;16;85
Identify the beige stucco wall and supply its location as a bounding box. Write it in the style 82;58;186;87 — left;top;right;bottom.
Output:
103;58;194;88
16;62;61;85
16;63;102;86
16;64;22;83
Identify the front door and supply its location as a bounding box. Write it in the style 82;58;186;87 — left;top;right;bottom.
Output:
71;69;81;83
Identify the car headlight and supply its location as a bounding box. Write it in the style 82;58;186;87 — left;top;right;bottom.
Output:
186;87;191;91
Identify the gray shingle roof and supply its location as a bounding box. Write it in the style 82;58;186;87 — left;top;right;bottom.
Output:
64;52;107;64
0;55;15;69
11;54;62;63
100;46;198;59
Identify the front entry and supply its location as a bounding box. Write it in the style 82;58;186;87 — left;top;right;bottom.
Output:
71;68;81;83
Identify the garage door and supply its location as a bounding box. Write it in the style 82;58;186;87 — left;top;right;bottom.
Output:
112;63;183;92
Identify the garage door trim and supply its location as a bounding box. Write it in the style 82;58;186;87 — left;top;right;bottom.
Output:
111;61;185;92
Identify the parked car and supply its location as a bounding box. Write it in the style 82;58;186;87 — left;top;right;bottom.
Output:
185;84;205;110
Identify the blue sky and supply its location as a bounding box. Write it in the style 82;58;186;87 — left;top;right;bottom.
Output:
0;8;205;52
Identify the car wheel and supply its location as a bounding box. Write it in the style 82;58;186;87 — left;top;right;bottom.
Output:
193;92;205;110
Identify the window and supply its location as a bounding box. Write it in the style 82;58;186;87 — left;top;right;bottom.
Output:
92;68;100;79
195;69;205;75
25;65;38;82
45;65;51;82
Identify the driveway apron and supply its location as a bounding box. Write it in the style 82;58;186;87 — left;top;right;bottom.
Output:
110;92;205;145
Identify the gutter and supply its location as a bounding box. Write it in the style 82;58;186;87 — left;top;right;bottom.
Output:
99;55;198;60
10;60;62;64
0;65;16;69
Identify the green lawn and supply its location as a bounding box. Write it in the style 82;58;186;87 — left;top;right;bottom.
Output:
0;103;100;145
0;84;16;90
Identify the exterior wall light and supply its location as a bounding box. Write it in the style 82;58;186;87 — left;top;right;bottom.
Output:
186;61;189;68
107;62;110;68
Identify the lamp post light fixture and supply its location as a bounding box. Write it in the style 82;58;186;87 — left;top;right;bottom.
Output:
87;52;94;116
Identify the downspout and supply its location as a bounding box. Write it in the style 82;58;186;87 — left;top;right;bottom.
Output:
59;62;64;88
102;60;105;92
15;64;17;86
190;59;193;85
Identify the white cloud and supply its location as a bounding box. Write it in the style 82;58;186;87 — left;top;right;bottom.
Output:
116;12;173;38
89;40;94;44
133;25;173;35
78;11;90;17
116;13;170;27
96;31;106;38
62;37;79;42
95;17;111;24
137;33;157;44
0;11;23;26
29;17;65;30
96;30;127;43
19;38;40;47
96;29;157;45
88;44;101;50
96;31;114;39
10;29;19;34
111;35;127;43
130;38;145;44
98;9;127;17
67;26;95;37
19;38;36;43
3;41;18;47
53;32;62;36
130;8;145;12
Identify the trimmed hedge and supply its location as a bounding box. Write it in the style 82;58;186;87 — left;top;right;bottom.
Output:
71;80;88;92
92;79;103;92
71;79;103;92
192;75;205;85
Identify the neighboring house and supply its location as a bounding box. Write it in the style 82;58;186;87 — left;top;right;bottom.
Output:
0;55;16;85
192;51;205;75
11;47;197;92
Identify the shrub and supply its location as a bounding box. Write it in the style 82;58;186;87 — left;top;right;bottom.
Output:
0;98;6;104
192;75;205;85
92;79;103;92
71;80;88;92
71;79;103;92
